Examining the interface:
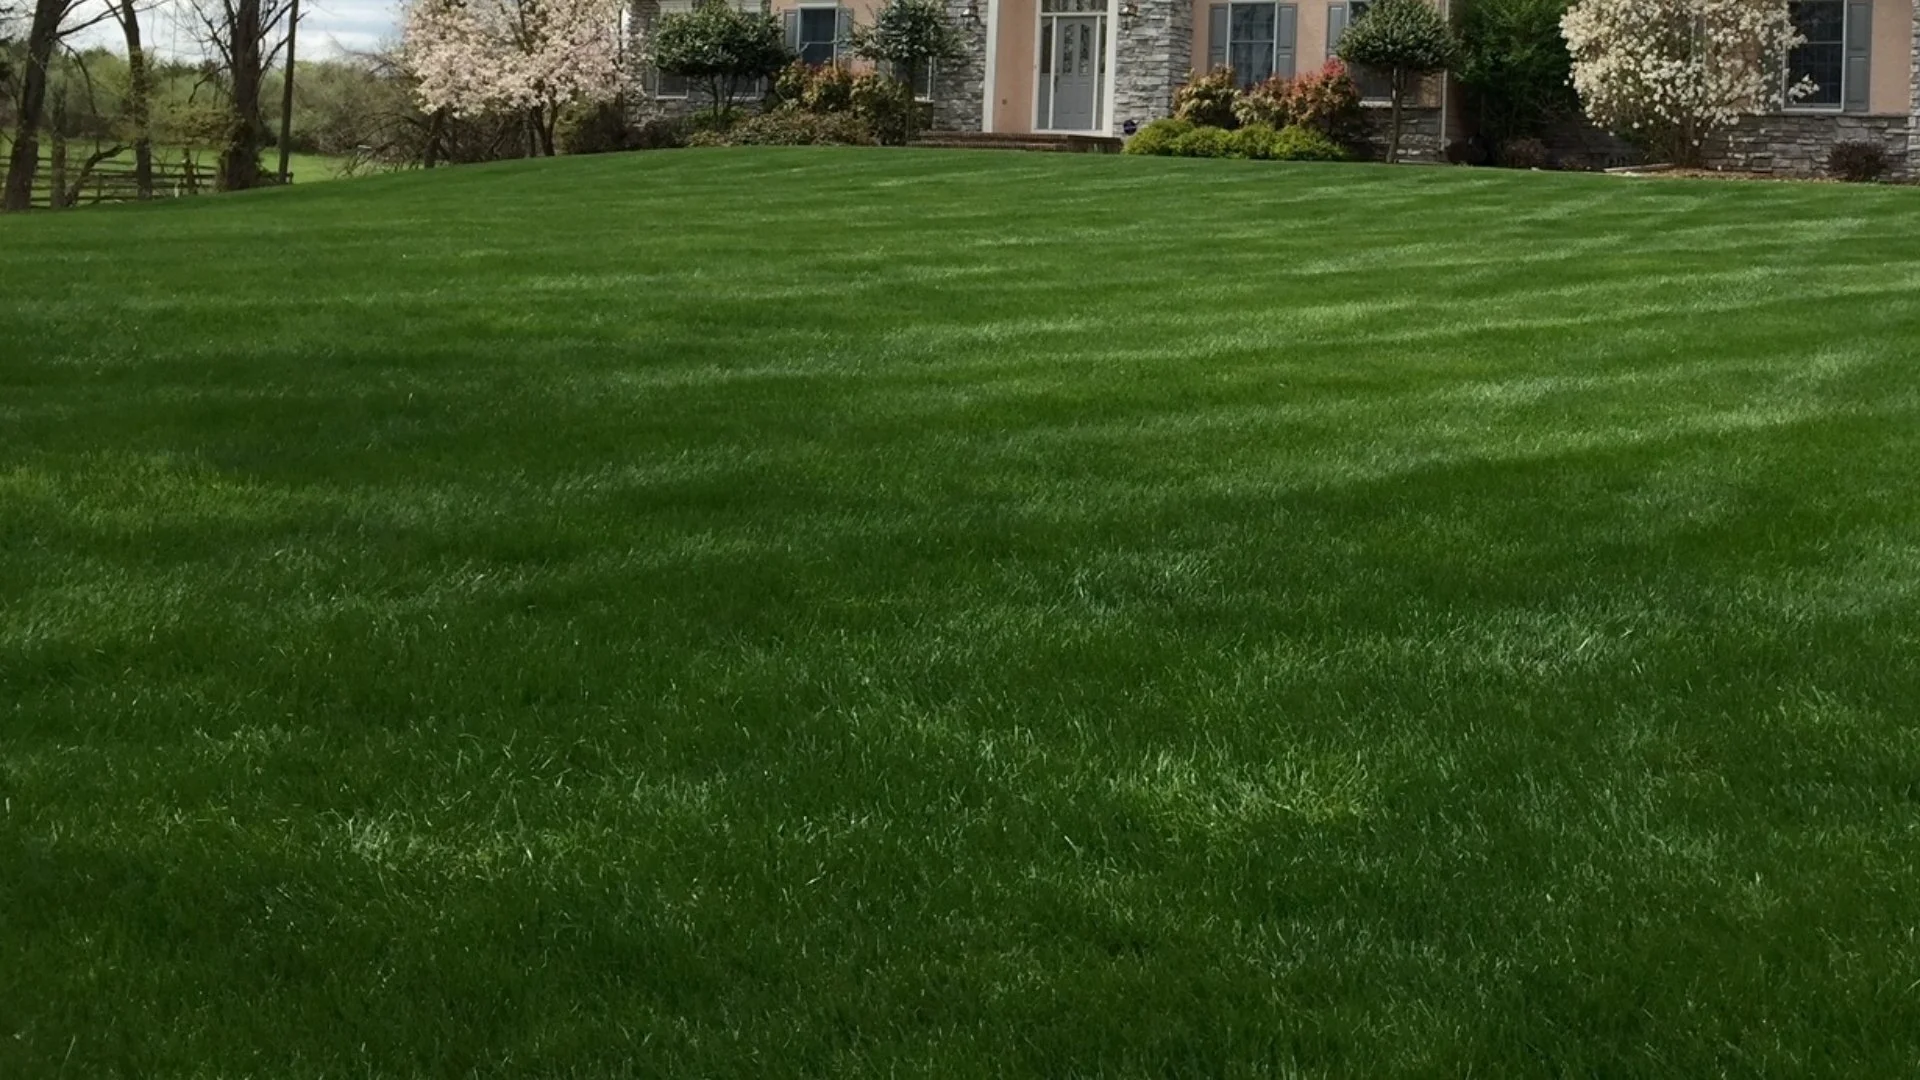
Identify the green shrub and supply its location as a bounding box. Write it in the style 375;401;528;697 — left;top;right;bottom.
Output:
730;108;875;145
1169;125;1236;158
1335;0;1458;162
1173;69;1240;129
632;118;690;150
653;0;792;122
1268;124;1350;161
681;107;874;146
851;73;917;145
1828;141;1891;183
1455;0;1577;147
557;101;637;155
1228;124;1282;159
1122;117;1194;155
1498;136;1550;168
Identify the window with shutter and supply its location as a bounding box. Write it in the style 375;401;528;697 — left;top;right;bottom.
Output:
797;5;841;65
1208;2;1295;88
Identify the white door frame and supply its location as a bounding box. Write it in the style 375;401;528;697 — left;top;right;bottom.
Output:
1031;0;1117;134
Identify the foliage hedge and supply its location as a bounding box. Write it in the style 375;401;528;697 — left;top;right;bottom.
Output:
687;108;875;146
1125;118;1350;162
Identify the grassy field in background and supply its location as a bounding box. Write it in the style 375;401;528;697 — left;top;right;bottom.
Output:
4;149;1920;1076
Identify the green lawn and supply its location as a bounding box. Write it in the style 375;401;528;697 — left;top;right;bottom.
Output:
5;148;1920;1076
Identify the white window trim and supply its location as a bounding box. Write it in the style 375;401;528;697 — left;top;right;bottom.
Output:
1782;0;1849;113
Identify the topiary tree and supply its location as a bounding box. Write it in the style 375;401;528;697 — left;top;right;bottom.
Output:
849;0;966;142
1335;0;1458;162
1561;0;1805;167
652;0;790;123
1455;0;1578;153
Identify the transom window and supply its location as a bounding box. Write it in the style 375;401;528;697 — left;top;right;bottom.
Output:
1041;0;1104;12
1787;0;1846;108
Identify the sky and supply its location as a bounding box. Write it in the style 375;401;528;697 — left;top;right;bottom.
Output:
68;0;401;59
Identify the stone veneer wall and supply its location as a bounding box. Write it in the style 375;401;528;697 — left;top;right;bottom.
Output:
1912;2;1920;174
1357;107;1442;163
930;0;989;131
1111;0;1193;132
1703;113;1912;179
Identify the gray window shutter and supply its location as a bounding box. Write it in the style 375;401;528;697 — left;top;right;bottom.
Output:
1276;5;1297;78
1844;1;1871;112
1206;5;1229;71
836;6;853;60
1327;4;1348;62
784;11;800;52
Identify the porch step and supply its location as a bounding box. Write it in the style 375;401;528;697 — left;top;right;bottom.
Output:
911;131;1124;154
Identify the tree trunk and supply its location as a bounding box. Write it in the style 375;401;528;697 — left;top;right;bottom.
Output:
277;0;299;183
219;0;266;192
116;0;154;199
2;0;63;212
1387;70;1405;164
423;110;442;169
540;107;557;156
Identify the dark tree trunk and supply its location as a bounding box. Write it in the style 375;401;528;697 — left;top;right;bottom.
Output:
1387;69;1405;164
115;0;154;199
424;108;446;169
277;0;299;182
537;106;557;156
219;0;266;192
2;0;63;212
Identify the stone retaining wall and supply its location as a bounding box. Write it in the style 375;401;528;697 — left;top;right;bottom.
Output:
1703;113;1912;179
1358;107;1442;163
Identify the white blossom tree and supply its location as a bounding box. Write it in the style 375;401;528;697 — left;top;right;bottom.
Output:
1560;0;1808;166
403;0;626;157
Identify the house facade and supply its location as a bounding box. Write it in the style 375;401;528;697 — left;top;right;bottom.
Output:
630;0;1920;176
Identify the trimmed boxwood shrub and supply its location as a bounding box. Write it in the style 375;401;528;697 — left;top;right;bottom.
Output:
1264;124;1351;161
1123;117;1195;155
1130;120;1347;162
1170;125;1237;158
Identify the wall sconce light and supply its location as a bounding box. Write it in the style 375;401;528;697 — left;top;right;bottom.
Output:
1119;0;1139;29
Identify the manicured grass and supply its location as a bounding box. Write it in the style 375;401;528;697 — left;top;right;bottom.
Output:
5;148;1920;1076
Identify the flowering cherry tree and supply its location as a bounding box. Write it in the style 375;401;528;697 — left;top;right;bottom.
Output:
404;0;626;156
1560;0;1808;166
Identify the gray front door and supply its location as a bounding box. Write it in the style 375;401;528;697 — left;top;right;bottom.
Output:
1045;15;1102;131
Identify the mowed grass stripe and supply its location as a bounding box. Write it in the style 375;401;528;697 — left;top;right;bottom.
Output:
4;147;1920;1076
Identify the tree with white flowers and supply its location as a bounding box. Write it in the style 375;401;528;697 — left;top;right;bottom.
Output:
403;0;626;157
1560;0;1808;166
